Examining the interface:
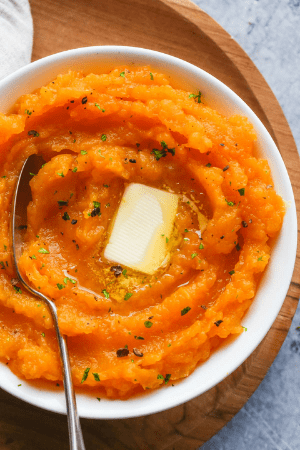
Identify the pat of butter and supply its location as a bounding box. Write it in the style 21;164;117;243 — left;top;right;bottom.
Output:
104;183;178;274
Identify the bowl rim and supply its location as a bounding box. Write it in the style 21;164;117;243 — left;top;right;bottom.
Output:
0;45;297;419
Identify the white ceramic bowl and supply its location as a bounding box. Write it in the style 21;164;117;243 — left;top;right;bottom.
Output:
0;46;297;419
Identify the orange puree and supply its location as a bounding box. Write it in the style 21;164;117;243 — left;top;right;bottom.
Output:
0;66;285;398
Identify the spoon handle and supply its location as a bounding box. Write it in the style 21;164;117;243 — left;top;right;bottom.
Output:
49;302;86;450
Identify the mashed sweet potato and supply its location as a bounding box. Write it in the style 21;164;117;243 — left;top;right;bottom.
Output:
0;66;285;398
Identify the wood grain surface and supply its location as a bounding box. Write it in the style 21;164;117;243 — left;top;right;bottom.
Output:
1;0;299;448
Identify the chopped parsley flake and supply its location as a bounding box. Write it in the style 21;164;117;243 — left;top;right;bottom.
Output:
189;91;202;103
151;148;167;160
72;167;78;173
144;320;153;328
122;269;128;278
102;289;109;299
225;199;235;206
206;163;211;167
64;277;76;285
93;201;100;208
13;286;22;294
58;200;68;207
258;256;263;261
124;292;133;301
92;373;100;382
41;332;45;337
151;141;175;160
181;306;191;316
62;212;70;221
81;367;90;383
101;134;107;141
0;261;5;270
80;150;88;155
166;237;169;243
57;283;65;290
165;374;171;384
238;188;245;196
57;172;64;177
95;103;105;112
38;248;49;254
134;335;144;340
28;130;39;137
120;71;125;77
157;374;164;380
191;253;197;259
199;243;204;249
184;229;189;233
31;255;37;260
150;72;154;80
229;270;235;275
242;326;247;332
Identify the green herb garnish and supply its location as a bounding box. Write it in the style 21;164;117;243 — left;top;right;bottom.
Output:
225;199;235;206
81;367;90;383
165;374;171;384
181;306;191;316
38;248;49;254
92;373;100;381
189;91;202;103
95;103;105;112
102;289;109;299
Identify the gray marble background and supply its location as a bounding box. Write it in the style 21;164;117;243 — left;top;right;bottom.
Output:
191;1;300;449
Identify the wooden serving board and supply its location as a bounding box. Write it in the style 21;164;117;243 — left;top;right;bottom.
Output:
1;0;299;448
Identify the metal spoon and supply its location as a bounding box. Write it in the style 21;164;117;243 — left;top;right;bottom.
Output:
11;154;86;450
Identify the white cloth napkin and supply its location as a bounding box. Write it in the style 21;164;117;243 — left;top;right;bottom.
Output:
0;0;33;81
